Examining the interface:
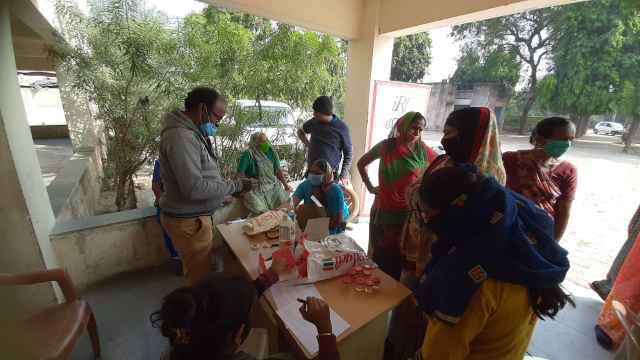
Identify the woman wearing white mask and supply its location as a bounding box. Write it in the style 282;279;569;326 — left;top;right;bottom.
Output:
292;159;349;234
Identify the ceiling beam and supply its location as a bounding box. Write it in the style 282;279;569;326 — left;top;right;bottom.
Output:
378;0;587;37
198;0;365;39
9;0;57;44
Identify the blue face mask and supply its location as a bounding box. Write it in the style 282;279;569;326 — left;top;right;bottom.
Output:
199;122;217;137
308;173;324;186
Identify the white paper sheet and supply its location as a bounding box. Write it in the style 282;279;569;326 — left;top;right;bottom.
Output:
268;282;322;310
304;217;330;242
276;300;350;357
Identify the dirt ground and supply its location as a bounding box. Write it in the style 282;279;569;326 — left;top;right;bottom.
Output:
96;163;156;215
424;130;640;288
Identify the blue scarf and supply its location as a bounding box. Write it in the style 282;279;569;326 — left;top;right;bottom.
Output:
415;172;570;324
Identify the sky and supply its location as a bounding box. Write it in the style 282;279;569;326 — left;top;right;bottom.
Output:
142;0;206;18
424;27;460;83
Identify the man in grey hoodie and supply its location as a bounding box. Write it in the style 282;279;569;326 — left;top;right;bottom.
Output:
159;87;254;285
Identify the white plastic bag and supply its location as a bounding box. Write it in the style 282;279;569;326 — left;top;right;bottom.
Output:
302;234;369;283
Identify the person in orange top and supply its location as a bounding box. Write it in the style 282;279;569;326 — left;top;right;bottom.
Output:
594;229;640;351
415;166;573;360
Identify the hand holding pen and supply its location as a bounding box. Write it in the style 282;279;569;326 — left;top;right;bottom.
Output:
298;297;332;334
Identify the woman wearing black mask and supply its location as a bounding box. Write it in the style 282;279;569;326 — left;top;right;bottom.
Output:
400;107;506;278
414;166;573;359
389;107;507;359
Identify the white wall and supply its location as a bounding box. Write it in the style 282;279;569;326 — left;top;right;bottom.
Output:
20;87;67;126
0;3;59;318
343;0;394;209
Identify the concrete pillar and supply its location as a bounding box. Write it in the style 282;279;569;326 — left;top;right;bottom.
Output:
0;3;60;320
57;69;99;152
343;0;394;213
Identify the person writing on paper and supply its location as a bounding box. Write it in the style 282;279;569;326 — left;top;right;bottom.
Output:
292;159;349;234
237;132;292;216
152;258;341;360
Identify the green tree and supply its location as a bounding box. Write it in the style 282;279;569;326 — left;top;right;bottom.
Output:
544;0;624;137
617;0;640;151
52;1;348;212
533;73;557;112
390;33;432;83
618;18;640;152
180;7;347;179
52;0;180;210
453;9;554;135
194;7;345;112
451;45;521;95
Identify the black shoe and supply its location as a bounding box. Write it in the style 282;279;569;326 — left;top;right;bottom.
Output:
589;280;611;301
594;325;614;351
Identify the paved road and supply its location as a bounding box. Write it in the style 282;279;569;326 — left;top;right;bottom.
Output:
424;130;640;288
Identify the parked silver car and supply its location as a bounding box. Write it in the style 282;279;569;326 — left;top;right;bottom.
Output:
594;121;624;136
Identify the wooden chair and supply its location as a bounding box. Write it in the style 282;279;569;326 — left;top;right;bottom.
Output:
613;300;640;360
0;268;101;359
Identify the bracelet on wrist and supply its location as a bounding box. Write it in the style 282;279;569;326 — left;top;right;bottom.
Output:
317;332;333;337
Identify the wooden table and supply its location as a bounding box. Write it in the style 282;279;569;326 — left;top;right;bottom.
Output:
217;222;411;359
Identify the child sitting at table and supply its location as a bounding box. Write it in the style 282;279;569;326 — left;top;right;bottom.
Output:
151;258;340;360
293;159;349;234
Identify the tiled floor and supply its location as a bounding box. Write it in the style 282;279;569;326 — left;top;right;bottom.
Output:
527;281;614;360
68;266;617;360
70;267;183;360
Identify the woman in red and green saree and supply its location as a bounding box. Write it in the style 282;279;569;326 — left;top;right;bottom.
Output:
357;112;436;280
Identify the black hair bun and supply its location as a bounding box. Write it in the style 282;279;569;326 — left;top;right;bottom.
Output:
152;287;198;339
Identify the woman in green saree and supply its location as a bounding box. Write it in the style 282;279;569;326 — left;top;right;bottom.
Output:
237;132;291;216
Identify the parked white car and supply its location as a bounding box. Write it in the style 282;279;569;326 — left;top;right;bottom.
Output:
594;121;624;136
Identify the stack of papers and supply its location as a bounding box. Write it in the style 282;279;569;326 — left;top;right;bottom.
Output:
267;283;350;356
